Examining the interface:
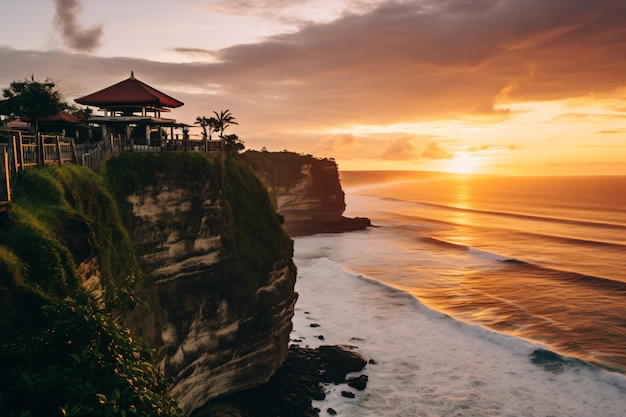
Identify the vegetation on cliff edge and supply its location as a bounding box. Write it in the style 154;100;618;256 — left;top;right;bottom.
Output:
0;164;180;417
223;157;292;287
0;152;294;415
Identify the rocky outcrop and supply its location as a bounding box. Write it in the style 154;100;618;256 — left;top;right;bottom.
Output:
112;155;297;416
237;151;370;236
192;345;369;417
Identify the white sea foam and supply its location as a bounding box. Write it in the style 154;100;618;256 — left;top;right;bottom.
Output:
291;235;626;417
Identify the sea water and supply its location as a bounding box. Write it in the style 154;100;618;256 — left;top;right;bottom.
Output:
290;174;626;416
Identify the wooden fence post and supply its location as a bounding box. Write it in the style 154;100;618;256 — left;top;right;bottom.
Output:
55;136;62;166
70;137;79;164
12;133;20;172
37;131;44;167
2;150;10;203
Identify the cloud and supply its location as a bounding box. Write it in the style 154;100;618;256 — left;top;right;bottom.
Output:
422;142;453;160
468;145;490;152
170;47;217;58
206;0;626;127
54;0;104;52
380;136;418;160
207;0;386;24
317;133;358;153
2;0;626;156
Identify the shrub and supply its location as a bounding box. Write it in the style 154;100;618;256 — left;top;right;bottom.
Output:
0;295;181;417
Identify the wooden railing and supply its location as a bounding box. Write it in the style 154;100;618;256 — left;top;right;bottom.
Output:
0;130;222;208
79;136;114;170
0;131;78;209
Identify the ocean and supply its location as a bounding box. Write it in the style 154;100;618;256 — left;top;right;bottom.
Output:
289;173;626;416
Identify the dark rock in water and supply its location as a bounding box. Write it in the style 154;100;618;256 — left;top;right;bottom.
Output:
314;216;372;235
192;345;369;417
327;408;337;415
341;390;355;398
310;323;321;328
319;345;368;374
317;335;325;340
530;349;568;374
347;374;368;390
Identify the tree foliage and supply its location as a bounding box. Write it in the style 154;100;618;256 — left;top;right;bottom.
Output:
195;109;244;155
0;295;182;417
213;109;238;139
64;103;94;121
194;116;219;141
0;164;181;416
223;133;245;156
0;76;63;131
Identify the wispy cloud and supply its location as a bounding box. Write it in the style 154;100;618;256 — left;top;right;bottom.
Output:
54;0;103;52
170;47;217;58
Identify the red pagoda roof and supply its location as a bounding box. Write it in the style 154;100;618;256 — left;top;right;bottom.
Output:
21;111;79;123
75;72;184;109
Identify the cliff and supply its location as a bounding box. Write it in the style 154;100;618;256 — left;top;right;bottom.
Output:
0;153;297;416
0;150;364;416
102;153;297;415
237;151;370;236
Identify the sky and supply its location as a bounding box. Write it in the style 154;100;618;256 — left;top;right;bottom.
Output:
1;0;625;175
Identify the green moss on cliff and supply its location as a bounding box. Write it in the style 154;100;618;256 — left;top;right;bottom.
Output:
100;152;221;219
237;150;311;189
102;152;292;296
223;157;293;294
0;163;181;417
0;164;139;305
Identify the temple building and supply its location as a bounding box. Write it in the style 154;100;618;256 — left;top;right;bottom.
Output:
75;71;188;148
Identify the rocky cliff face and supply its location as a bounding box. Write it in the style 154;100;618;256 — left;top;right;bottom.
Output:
238;151;369;236
1;151;361;416
104;154;297;416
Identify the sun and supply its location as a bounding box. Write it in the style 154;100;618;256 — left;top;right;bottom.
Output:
442;153;479;174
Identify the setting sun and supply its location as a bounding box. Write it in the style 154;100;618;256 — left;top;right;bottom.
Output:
442;153;480;175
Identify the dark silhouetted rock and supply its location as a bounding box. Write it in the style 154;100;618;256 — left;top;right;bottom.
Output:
347;375;368;390
192;344;369;417
341;391;355;398
319;345;368;374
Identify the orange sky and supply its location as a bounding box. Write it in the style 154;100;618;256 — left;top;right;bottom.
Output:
1;0;625;175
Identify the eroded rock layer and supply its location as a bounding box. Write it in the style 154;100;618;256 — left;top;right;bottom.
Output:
119;157;297;416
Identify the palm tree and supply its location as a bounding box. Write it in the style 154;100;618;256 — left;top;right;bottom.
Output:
213;109;238;139
194;116;220;151
194;116;209;140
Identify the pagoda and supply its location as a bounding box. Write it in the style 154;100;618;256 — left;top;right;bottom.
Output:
75;71;188;147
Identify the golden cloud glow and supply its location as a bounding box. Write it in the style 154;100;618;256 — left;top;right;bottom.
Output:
1;0;625;175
